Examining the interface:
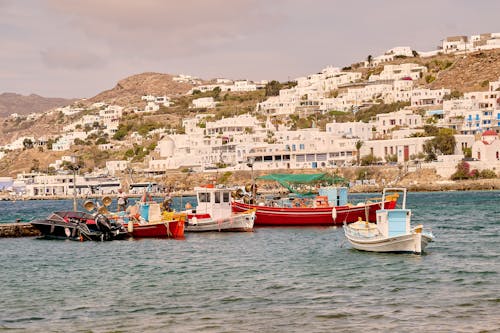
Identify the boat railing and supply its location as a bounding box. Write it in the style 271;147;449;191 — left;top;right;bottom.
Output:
381;188;407;209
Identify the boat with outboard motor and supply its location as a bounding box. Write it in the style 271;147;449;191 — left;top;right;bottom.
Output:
184;185;255;232
231;173;398;226
30;211;129;241
343;188;434;254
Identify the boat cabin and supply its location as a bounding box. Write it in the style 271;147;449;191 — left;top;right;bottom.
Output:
376;209;412;237
318;186;348;206
193;185;232;220
376;188;410;237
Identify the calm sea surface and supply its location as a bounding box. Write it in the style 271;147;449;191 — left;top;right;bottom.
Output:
0;191;499;332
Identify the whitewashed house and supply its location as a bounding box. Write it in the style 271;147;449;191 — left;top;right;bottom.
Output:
369;63;427;82
106;160;129;176
372;109;423;137
4;136;35;150
191;97;217;109
442;35;470;53
326;121;373;140
411;88;450;106
366;46;414;67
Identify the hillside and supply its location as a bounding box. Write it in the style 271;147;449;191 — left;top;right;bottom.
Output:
428;49;500;92
88;72;197;107
0;93;76;118
0;112;65;146
2;50;500;177
352;49;500;93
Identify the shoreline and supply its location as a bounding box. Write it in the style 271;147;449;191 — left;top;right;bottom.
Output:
1;179;500;201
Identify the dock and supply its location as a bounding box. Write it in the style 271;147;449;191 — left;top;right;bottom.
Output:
0;223;41;237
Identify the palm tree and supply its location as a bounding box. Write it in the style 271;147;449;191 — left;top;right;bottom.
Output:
355;140;364;166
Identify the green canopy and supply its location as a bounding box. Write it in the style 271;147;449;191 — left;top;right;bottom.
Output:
257;173;348;195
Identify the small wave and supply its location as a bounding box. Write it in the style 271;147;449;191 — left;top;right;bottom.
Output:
316;312;352;319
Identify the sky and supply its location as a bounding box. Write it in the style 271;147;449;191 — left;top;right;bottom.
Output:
1;0;500;98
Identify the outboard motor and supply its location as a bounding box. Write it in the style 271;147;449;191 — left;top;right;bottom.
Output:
95;214;112;233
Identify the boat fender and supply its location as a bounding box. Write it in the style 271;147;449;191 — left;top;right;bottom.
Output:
127;221;134;233
331;207;337;222
191;217;198;226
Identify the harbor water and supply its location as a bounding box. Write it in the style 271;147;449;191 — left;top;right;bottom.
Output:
0;191;499;332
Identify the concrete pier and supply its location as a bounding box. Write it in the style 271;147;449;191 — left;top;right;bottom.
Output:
0;223;41;237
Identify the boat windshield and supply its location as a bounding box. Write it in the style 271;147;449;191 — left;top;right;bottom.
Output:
53;211;94;220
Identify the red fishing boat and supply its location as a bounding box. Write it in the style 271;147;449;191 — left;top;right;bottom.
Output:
125;218;185;238
231;173;399;226
232;197;397;226
116;192;185;238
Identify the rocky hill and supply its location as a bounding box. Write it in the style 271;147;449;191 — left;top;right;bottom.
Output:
0;112;65;146
0;93;76;118
353;49;500;93
88;72;197;107
428;49;500;92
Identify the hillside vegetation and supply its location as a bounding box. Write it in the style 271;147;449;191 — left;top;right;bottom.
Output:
2;49;500;177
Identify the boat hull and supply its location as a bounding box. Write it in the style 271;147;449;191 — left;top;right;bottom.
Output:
125;220;185;238
186;211;255;232
344;230;433;254
31;213;129;241
231;200;397;226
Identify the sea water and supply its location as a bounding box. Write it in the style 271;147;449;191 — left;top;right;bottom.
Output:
0;191;499;332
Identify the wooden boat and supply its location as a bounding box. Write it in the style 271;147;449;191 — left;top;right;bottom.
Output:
185;185;255;232
31;211;129;241
120;200;185;238
343;188;434;254
232;186;398;226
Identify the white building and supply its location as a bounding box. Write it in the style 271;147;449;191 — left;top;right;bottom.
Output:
106;160;129;176
56;105;85;116
326;121;373;140
4;136;35;150
231;80;257;92
440;77;500;134
99;105;123;127
471;130;500;162
23;174;121;197
369;63;427;82
366;46;414;67
441;33;500;54
442;35;470;54
362;135;474;163
140;95;171;112
204;114;263;136
372;109;423;137
411;88;450;106
191;97;217;109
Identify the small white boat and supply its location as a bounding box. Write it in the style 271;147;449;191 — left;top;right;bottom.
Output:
185;185;255;232
343;188;434;254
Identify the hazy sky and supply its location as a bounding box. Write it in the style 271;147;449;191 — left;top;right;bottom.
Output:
1;0;499;98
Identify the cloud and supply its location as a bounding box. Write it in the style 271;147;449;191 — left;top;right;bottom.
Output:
40;48;107;70
45;0;285;59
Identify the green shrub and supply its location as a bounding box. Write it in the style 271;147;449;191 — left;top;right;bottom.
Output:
479;169;497;179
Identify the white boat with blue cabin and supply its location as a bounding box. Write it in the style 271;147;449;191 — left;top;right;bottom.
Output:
343;188;434;254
